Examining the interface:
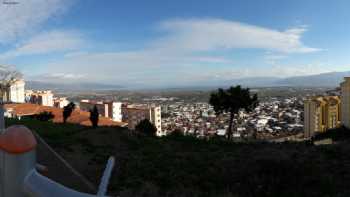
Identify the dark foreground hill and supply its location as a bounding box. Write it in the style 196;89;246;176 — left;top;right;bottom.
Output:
6;118;350;197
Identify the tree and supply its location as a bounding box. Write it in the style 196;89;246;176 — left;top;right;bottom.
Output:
135;119;157;136
89;105;99;128
35;111;54;122
63;102;76;123
169;128;184;137
209;85;258;139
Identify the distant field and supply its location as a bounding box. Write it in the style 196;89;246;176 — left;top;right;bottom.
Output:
6;118;350;197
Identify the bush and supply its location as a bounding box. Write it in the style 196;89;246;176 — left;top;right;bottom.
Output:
34;111;54;122
89;105;99;128
312;126;350;142
168;129;184;138
135;119;157;136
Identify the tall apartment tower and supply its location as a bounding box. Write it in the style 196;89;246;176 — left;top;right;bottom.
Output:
341;77;350;128
125;104;163;136
304;96;341;138
304;97;324;138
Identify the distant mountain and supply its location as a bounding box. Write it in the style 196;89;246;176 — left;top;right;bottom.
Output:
26;81;123;91
277;71;350;87
223;77;281;87
208;71;350;88
25;71;350;91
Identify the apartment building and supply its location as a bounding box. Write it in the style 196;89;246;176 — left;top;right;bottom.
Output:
53;97;69;108
111;102;123;122
341;77;350;128
80;100;110;117
25;90;54;107
0;79;25;103
304;96;341;138
125;104;163;136
79;100;123;121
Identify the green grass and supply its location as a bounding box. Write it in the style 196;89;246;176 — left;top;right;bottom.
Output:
6;118;350;197
6;117;86;148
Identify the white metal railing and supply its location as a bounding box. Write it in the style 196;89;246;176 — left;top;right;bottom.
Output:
0;125;115;197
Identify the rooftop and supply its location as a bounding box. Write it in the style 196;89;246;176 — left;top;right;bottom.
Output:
5;103;127;127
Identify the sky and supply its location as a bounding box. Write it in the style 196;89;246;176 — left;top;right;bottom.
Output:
0;0;350;87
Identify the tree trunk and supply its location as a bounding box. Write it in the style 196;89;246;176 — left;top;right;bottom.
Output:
227;111;234;140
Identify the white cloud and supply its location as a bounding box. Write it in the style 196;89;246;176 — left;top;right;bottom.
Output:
0;0;72;44
156;19;320;53
0;30;84;59
26;72;87;83
11;18;321;86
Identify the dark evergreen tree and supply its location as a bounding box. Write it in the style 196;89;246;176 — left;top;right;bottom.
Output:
89;105;99;128
209;85;258;139
63;102;76;123
35;111;54;121
135;119;157;136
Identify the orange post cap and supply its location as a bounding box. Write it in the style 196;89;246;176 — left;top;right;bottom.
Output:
0;125;37;154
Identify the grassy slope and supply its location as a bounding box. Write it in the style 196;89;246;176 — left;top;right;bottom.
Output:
6;118;350;197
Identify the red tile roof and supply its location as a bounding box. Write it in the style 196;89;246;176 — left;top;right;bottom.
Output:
4;104;127;127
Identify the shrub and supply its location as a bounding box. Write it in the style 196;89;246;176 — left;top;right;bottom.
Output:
89;105;99;128
135;119;157;136
168;129;184;138
34;111;54;122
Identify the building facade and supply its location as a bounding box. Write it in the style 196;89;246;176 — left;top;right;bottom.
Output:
304;96;341;138
111;102;123;122
1;80;25;103
79;100;123;122
25;90;54;107
125;104;163;136
53;97;69;108
341;77;350;128
80;100;110;117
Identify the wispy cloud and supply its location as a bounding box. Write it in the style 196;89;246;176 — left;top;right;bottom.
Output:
3;17;321;86
0;0;72;44
155;19;320;53
0;30;84;59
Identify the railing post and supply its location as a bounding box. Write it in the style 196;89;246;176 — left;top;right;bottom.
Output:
0;125;114;197
0;125;37;197
0;103;5;133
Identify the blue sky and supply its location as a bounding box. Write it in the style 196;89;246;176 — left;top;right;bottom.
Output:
0;0;350;87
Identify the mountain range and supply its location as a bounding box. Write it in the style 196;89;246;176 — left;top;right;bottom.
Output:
199;71;350;88
26;71;350;91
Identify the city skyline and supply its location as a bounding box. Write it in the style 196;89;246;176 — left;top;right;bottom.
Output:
1;0;350;87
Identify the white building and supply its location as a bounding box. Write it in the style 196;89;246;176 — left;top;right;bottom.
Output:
79;100;124;122
26;90;54;107
54;97;69;108
80;100;110;117
125;104;163;136
111;102;123;122
8;80;25;103
0;80;25;103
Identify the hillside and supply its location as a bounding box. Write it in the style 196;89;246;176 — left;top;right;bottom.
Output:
6;118;350;197
184;71;350;88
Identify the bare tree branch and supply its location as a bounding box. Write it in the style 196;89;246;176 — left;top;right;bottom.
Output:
0;65;23;89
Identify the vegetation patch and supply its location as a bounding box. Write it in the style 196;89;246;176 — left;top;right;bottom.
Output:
6;118;350;197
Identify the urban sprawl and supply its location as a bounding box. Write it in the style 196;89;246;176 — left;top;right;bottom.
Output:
3;77;350;140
